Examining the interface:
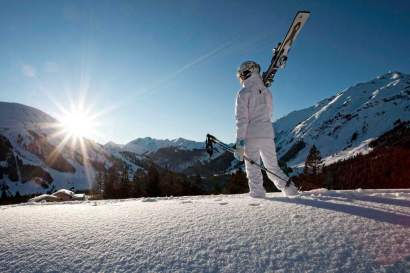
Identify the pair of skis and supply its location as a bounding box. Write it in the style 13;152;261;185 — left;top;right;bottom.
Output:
262;10;310;87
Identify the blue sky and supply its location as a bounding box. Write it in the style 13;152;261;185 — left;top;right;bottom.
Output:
1;0;409;144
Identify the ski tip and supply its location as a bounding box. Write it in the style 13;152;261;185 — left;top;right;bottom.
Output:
297;10;311;14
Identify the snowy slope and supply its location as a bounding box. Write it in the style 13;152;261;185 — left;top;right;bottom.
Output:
1;189;409;272
274;71;410;169
0;102;56;132
0;102;142;195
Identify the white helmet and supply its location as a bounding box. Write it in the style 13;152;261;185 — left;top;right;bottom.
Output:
236;60;261;80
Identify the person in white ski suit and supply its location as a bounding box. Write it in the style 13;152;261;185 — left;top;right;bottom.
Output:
234;60;297;197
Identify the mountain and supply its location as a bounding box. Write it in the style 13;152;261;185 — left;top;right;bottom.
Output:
106;137;222;173
0;102;146;196
0;102;228;197
121;137;204;154
0;102;104;195
274;71;410;170
1;71;409;196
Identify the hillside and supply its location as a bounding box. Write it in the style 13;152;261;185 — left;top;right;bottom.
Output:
1;189;409;272
294;121;410;191
274;71;410;170
0;102;146;196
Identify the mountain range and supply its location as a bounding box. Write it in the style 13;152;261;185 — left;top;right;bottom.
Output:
1;71;409;195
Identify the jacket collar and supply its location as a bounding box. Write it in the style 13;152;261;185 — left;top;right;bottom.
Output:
243;73;265;89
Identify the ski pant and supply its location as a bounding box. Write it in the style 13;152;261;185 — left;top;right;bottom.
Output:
244;138;288;194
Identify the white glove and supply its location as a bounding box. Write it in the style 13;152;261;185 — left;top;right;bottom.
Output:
234;139;245;161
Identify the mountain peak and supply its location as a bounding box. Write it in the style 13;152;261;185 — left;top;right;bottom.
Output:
377;71;405;80
0;101;57;130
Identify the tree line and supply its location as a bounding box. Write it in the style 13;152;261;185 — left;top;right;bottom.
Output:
90;160;205;199
294;121;410;190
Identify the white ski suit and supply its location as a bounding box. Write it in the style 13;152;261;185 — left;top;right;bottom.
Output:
235;73;289;196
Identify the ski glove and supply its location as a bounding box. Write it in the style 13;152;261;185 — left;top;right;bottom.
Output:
234;139;246;161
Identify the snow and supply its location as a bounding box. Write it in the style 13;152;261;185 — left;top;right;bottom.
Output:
27;194;59;202
0;102;56;132
321;138;374;166
53;189;75;197
1;189;409;272
274;71;410;169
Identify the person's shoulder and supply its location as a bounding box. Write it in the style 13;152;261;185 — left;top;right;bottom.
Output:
237;86;250;96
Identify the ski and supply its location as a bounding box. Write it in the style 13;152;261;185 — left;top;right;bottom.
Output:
262;11;311;87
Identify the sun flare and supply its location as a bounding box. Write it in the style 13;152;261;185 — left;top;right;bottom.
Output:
56;103;101;143
60;110;95;138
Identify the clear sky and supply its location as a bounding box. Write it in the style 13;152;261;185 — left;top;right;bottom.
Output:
1;0;410;144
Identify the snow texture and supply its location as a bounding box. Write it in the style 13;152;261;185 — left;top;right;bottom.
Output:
1;189;410;273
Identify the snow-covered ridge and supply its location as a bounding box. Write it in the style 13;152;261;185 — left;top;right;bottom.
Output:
111;136;204;154
0;101;58;137
274;71;410;169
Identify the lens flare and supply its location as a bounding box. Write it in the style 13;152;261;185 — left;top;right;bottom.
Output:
60;108;96;139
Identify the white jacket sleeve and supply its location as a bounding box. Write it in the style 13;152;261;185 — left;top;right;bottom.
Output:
235;90;249;140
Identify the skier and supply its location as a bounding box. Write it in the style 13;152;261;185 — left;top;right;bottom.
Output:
234;60;298;197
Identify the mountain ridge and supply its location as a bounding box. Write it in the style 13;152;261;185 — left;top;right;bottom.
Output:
274;71;410;169
1;71;409;195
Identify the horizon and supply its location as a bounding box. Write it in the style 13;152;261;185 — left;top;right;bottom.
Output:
1;0;410;144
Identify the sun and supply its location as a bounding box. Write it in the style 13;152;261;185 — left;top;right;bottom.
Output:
55;102;101;144
60;109;95;139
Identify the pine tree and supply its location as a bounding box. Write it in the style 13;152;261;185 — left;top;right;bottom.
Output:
104;163;121;199
304;145;322;176
190;174;204;195
0;182;10;200
224;169;248;194
91;169;105;198
132;169;145;197
120;164;130;198
146;164;160;197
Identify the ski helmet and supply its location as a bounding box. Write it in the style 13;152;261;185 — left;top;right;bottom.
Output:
237;60;261;80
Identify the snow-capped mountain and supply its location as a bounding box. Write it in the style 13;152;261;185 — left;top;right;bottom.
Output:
274;71;410;169
106;137;209;173
0;102;147;196
1;71;409;195
0;102;221;196
113;137;204;154
0;102;111;195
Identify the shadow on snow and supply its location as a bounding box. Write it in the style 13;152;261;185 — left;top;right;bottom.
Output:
268;196;410;228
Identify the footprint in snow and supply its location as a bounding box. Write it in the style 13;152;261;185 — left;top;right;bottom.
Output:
141;198;157;202
181;200;193;204
219;202;229;205
248;203;260;207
